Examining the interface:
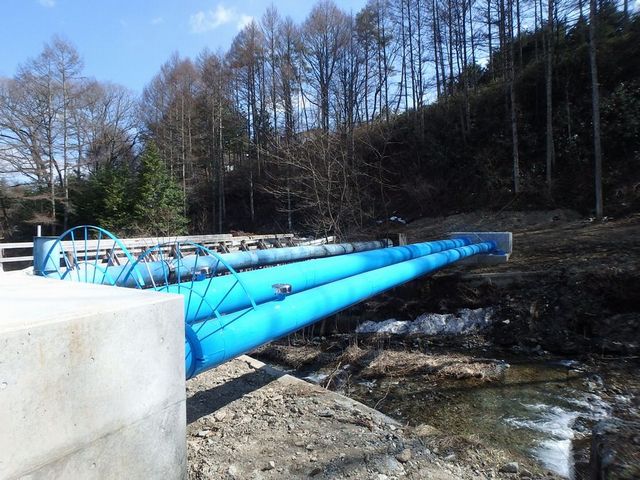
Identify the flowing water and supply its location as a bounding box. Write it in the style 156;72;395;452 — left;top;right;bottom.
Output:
299;356;615;478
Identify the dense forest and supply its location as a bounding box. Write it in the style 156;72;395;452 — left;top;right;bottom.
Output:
0;0;638;240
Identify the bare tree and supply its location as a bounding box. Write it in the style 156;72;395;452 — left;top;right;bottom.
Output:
267;130;376;238
262;6;281;140
141;54;199;216
301;0;350;131
198;50;233;233
79;82;138;172
0;37;142;233
277;17;300;142
228;21;267;224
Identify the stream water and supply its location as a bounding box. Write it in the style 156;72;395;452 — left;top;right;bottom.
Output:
299;356;615;478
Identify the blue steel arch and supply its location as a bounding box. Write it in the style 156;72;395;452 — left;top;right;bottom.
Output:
41;225;140;286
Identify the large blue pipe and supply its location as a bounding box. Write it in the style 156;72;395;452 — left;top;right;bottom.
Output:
165;238;473;323
184;241;495;378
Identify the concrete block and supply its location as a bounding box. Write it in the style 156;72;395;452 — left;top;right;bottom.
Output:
448;231;512;264
0;274;186;479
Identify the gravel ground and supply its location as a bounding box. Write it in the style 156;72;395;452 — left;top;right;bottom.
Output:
187;356;555;480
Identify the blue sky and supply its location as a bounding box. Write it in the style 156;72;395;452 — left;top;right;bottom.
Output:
1;0;368;94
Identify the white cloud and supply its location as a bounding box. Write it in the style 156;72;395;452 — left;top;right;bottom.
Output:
237;14;254;31
189;4;234;33
38;0;55;7
151;16;164;25
189;4;253;34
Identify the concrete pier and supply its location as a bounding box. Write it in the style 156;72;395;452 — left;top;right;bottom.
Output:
0;273;186;479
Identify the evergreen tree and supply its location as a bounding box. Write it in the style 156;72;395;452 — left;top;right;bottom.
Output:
71;165;133;234
133;142;188;236
94;166;132;233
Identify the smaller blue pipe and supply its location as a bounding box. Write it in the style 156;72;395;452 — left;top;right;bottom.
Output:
46;261;171;288
44;240;388;287
173;240;388;277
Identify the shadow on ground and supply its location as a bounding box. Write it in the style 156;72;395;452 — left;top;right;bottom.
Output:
186;365;282;424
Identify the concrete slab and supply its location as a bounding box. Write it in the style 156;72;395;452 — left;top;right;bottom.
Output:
0;275;186;479
449;231;512;264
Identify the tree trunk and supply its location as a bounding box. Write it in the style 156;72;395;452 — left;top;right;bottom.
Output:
508;0;520;194
432;0;442;98
447;0;455;94
249;168;255;225
469;0;477;67
400;0;409;111
218;74;225;233
565;81;572;140
589;0;603;219
415;0;424;107
61;67;69;232
545;0;555;193
47;80;56;235
211;103;217;232
407;0;417;110
487;0;493;76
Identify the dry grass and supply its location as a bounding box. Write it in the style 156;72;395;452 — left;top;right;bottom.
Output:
253;344;323;368
257;343;507;381
339;348;505;381
336;344;369;365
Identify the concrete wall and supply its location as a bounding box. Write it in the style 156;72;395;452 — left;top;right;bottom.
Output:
449;231;512;264
0;273;186;480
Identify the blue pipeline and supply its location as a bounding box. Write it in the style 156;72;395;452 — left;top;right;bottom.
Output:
184;241;495;378
126;240;388;288
172;240;389;277
166;238;473;323
44;261;171;288
44;240;388;287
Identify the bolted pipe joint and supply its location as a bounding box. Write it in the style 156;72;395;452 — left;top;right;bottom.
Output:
272;283;292;299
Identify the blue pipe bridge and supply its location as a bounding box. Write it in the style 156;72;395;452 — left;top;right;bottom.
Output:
35;226;508;379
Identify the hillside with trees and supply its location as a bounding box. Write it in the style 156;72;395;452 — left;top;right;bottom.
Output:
0;0;638;240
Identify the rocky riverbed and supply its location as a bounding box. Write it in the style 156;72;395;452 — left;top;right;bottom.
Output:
255;336;639;479
187;356;554;479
